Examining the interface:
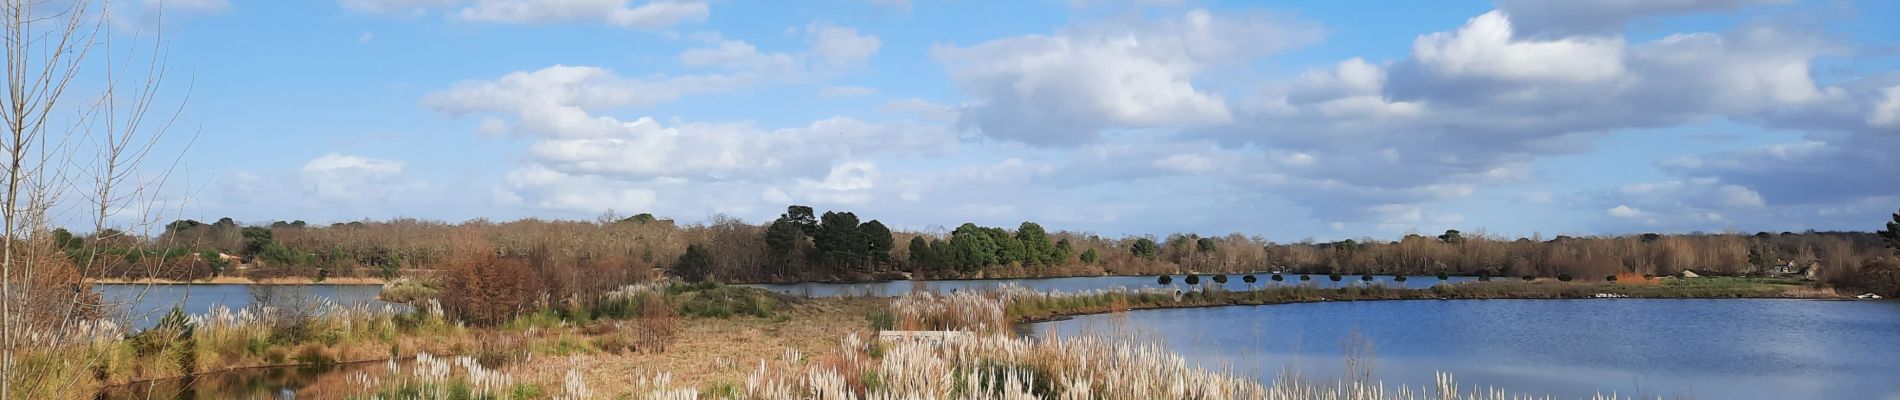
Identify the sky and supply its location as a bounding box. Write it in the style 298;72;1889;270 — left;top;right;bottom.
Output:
92;0;1900;241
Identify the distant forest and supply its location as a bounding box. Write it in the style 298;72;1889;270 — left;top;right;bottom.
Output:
64;205;1900;296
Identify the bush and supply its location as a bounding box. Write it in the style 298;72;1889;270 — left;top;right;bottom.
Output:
1605;275;1618;282
440;256;544;327
1394;275;1408;282
1300;275;1312;281
1212;275;1228;284
1185;274;1201;285
1328;274;1342;282
1269;274;1283;282
1360;274;1374;282
1243;275;1257;283
1436;273;1450;280
1557;274;1574;282
675;244;716;283
1157;275;1173;285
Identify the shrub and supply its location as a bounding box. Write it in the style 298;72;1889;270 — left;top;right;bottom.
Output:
440;256;544;327
1605;275;1618;282
1393;275;1408;282
1269;274;1282;282
1157;275;1173;285
1243;275;1257;284
1436;273;1450;280
1328;274;1342;282
675;244;716;283
1360;274;1374;282
1300;275;1312;281
1185;275;1201;285
1557;274;1574;282
1212;275;1228;284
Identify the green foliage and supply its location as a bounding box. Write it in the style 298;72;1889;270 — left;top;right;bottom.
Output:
1016;222;1058;266
1156;275;1172;285
1078;248;1099;264
816;211;866;268
1184;274;1200;285
908;236;935;268
675;244;716;283
1436;272;1450;280
200;249;230;276
1360;274;1374;282
1880;210;1900;253
1328;273;1342;282
1195;237;1217;253
1394;275;1408;282
1131;238;1159;260
674;284;776;318
1438;229;1466;244
1245;275;1259;283
861;220;894;264
1300;274;1311;281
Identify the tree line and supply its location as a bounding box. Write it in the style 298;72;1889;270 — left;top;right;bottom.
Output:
57;206;1900;296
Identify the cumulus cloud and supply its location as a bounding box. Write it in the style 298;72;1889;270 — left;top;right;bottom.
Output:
1197;7;1893;230
340;0;708;29
934;9;1323;146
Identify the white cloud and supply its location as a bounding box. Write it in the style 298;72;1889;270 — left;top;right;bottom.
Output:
1409;11;1626;84
1607;205;1646;218
299;154;409;203
878;98;959;122
934;8;1322;146
807;22;882;67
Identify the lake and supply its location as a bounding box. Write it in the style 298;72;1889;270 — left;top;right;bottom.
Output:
94;284;391;330
1029;298;1900;400
744;274;1476;297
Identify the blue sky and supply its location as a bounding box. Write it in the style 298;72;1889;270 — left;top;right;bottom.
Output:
108;0;1900;241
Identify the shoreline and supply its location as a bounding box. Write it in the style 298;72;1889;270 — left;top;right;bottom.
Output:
90;276;388;286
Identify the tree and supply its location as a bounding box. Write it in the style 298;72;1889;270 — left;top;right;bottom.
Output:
908;236;934;268
1053;238;1074;265
1079;248;1099;264
1438;229;1465;244
1132;238;1159;260
1196;237;1217;253
783;205;818;235
860;220;894;265
815;212;866;269
950;223;1000;271
1880;210;1900;253
764;219;808;273
675;244;715;283
1016;222;1057;266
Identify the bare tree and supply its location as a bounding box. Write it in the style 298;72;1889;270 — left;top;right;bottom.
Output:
4;0;185;398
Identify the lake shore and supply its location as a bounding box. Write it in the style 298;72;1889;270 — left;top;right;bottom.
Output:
70;277;1855;398
89;276;388;286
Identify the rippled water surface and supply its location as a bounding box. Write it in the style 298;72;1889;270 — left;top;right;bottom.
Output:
1031;298;1900;400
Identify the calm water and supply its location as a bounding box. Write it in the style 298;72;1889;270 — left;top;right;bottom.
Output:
744;274;1476;297
94;284;390;330
1030;298;1900;400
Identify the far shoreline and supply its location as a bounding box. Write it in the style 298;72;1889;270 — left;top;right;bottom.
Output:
90;276;388;286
